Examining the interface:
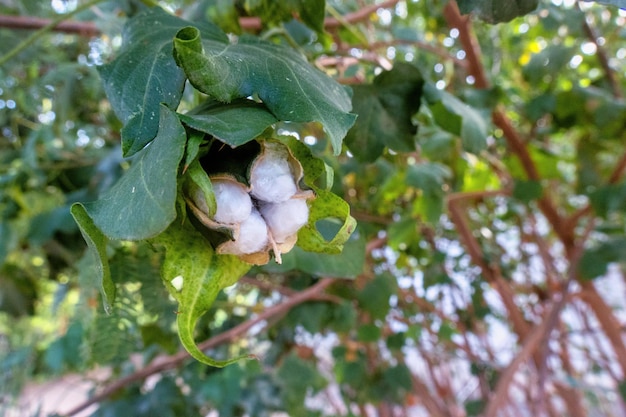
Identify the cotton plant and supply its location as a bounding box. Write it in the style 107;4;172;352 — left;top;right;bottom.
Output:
70;8;356;367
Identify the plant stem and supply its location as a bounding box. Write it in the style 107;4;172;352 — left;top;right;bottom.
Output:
0;0;105;67
326;4;369;46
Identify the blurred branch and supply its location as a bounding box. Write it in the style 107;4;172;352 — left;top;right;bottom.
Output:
443;1;574;250
577;4;623;99
443;2;595;414
63;277;337;417
0;0;104;67
446;190;531;340
0;14;98;35
0;0;400;35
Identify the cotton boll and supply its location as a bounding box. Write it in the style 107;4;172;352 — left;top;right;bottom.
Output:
250;154;297;203
260;198;309;243
231;210;269;254
212;178;253;224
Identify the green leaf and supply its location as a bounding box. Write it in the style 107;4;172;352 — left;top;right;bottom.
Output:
523;45;575;85
345;63;424;162
589;183;626;218
298;190;357;254
387;217;418;250
173;27;356;155
70;204;115;314
155;222;252;367
465;399;486;416
245;0;327;34
262;231;366;278
457;0;539;23
357;323;381;342
206;0;242;34
99;8;227;156
425;85;488;154
178;99;278;148
280;136;357;254
578;237;626;280
185;158;217;218
380;364;413;402
357;273;396;320
406;162;452;195
79;105;186;241
277;353;327;414
512;179;543;202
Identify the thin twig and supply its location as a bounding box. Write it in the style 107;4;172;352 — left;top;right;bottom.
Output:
0;0;401;35
0;0;104;67
63;278;336;417
0;14;98;35
577;4;623;99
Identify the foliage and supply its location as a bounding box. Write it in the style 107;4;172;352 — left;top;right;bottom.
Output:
2;0;626;416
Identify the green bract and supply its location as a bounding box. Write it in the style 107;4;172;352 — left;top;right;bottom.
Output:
72;7;357;367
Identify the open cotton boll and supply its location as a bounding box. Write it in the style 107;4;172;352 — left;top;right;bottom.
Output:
250;155;297;203
212;178;253;224
230;210;269;254
260;198;309;243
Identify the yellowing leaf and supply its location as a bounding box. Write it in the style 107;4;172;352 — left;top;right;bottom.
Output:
154;222;252;367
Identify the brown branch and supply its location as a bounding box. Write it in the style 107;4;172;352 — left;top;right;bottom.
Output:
442;1;489;89
578;4;623;99
63;278;336;417
0;1;400;35
0;14;98;35
578;282;626;373
444;1;574;250
446;190;531;340
484;287;575;417
242;0;401;31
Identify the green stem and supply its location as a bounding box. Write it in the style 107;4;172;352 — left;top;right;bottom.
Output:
326;4;369;46
261;27;302;53
0;0;105;67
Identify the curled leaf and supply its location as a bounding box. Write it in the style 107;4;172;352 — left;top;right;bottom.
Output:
154;222;252;367
173;26;356;155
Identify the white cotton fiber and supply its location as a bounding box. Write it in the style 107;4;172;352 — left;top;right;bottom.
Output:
260;198;309;243
232;209;269;254
212;179;253;224
250;154;297;203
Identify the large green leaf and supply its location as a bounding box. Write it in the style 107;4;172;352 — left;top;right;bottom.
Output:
70;204;115;314
457;0;539;23
173;27;356;154
155;222;252;367
345;63;424;162
425;85;488;155
77;105;186;241
178;99;278;147
99;8;227;156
